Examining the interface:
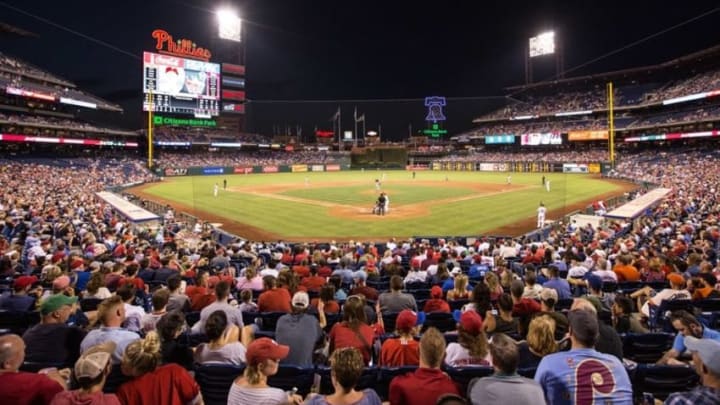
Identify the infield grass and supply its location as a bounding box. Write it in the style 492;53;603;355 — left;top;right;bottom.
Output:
139;170;626;239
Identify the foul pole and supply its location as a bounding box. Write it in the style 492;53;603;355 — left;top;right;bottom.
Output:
607;82;615;166
147;91;154;168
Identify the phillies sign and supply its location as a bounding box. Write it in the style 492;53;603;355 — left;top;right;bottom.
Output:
152;29;212;61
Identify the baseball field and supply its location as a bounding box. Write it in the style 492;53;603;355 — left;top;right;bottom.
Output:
128;170;636;241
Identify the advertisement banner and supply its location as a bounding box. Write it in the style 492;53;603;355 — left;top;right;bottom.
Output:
233;167;252;174
405;165;428;171
291;164;308;173
262;166;279;173
563;163;589;173
325;164;340;172
588;163;601;174
163;168;188;176
432;163;442;171
520;132;562;145
202;167;224;175
568;130;608;141
479;163;496;172
311;165;325;172
485;135;515;144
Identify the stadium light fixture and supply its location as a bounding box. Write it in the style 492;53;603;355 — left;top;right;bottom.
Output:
217;8;242;42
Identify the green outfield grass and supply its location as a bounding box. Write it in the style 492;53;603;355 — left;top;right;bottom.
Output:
137;171;628;240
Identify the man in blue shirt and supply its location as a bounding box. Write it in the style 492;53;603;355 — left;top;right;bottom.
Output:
0;275;39;312
542;265;572;300
665;336;720;405
80;295;139;364
657;310;720;366
535;309;633;405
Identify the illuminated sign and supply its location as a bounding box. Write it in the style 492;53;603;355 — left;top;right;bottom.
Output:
222;89;245;101
422;123;448;138
59;97;97;109
222;64;245;75
222;103;245;114
529;31;555;57
5;86;55;101
424;96;446;122
568;130;608;141
152;29;212;61
315;130;334;138
485;135;515;144
0;133;137;147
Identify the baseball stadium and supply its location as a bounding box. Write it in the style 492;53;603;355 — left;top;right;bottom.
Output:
1;2;720;405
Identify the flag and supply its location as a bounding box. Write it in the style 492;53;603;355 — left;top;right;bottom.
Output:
330;106;340;122
356;114;365;123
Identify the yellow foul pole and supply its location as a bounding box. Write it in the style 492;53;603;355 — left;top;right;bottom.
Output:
147;91;153;168
607;82;615;165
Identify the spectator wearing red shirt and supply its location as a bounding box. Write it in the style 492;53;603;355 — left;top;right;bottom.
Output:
350;271;378;302
311;285;340;314
0;334;67;405
316;259;333;278
292;259;310;278
380;309;424;366
116;332;202;405
257;276;292;313
424;286;451;313
329;296;376;365
510;280;541;336
186;271;215;312
389;327;461;405
300;264;326;292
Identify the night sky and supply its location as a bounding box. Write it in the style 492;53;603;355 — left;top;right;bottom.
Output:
1;0;719;140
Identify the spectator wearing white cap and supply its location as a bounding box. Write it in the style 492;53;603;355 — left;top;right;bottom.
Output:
664;336;720;404
275;291;325;367
49;342;120;405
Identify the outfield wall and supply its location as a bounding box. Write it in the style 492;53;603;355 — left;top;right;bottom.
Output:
157;162;352;177
430;161;606;173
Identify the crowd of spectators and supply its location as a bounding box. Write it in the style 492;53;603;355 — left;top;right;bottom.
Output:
626;104;720;129
439;149;609;163
0;112;134;136
0;52;72;86
646;69;720;103
153;127;271;144
0;144;719;404
480;88;622;120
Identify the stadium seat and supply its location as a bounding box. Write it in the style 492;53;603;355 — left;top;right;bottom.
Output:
324;313;342;332
555;298;574;311
20;361;66;373
241;311;258;327
103;364;130;393
648;300;693;332
422;312;456;333
257;311;287;331
632;363;700;400
80;298;104;312
407;289;430;300
185;311;201;327
318;366;378;396
517;366;537;379
377;366;417;399
621;333;674;363
267;365;316;396
443;366;493;394
194;364;245;405
448;299;469;312
381;312;400;334
0;310;40;335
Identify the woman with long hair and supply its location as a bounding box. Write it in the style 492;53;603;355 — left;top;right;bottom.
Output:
429;263;451;285
82;271;112;299
518;315;558;368
194;310;246;365
306;348;382;405
445;310;491;367
116;331;203;405
227;338;302;405
236;264;264;291
461;283;496;333
484;272;503;302
328;295;376;365
446;274;470;301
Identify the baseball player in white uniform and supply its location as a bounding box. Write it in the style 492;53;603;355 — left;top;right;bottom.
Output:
537;202;546;228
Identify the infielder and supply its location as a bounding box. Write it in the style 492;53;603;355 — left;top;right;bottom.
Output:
537;202;546;228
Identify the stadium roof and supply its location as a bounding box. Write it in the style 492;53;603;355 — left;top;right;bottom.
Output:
506;43;720;92
0;22;38;38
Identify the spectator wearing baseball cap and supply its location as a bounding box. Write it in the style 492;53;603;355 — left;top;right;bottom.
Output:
631;272;691;318
380;310;425;367
228;337;302;405
275;291;325;367
582;274;614;313
49;342;121;405
23;294;85;366
423;286;451;313
0;275;39;312
664;336;720;404
445;310;491;367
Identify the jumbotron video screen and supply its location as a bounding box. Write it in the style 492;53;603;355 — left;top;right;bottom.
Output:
142;52;221;117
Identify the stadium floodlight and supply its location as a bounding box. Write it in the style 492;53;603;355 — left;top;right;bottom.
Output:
217;8;242;42
529;30;555;58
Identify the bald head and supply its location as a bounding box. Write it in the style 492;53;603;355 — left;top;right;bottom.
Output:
571;298;597;314
0;334;25;372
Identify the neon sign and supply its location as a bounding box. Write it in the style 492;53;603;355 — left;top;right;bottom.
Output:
422;123;448;138
424;96;446;122
152;29;212;61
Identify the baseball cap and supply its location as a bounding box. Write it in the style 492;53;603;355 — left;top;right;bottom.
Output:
667;273;685;286
684;336;720;375
70;258;85;270
586;274;603;291
292;291;309;309
395;310;426;332
246;338;290;366
453;309;483;335
40;294;78;315
75;341;115;379
539;287;558;303
52;275;71;290
431;285;443;299
353;271;367;281
13;275;38;291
